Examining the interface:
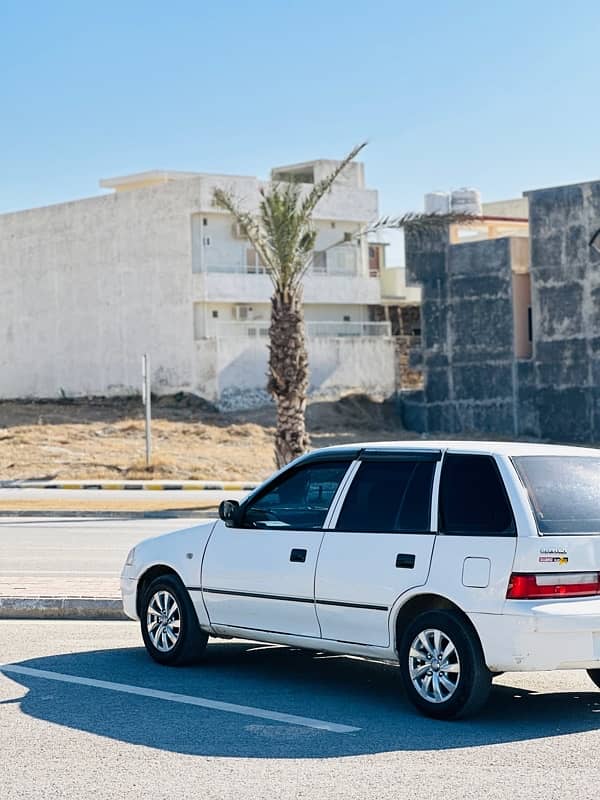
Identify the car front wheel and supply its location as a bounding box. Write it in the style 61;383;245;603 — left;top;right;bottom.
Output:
398;609;491;720
140;574;208;666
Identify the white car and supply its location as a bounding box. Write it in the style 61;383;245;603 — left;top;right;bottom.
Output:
121;441;600;719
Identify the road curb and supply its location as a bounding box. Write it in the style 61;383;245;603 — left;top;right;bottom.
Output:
0;597;128;620
1;480;258;491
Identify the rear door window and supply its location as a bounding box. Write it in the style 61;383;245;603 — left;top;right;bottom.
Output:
335;459;436;533
439;454;515;536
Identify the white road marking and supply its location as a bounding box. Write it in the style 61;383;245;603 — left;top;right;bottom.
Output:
0;664;360;734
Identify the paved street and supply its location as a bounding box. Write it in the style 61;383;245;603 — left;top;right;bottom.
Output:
2;620;600;800
0;515;210;598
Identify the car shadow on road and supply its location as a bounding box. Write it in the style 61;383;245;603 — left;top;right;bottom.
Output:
3;640;600;758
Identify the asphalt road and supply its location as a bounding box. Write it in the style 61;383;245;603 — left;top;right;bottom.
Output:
0;516;203;577
2;621;600;800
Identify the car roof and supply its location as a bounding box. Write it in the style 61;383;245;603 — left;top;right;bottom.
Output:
309;440;600;459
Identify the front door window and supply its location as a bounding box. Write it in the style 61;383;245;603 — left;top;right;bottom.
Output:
243;461;350;530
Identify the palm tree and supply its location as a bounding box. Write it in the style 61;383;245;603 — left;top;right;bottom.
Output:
214;144;471;468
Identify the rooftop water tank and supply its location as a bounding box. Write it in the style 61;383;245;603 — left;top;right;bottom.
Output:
451;188;482;216
424;192;450;214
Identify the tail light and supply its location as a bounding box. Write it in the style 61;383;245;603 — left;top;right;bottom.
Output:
506;572;600;599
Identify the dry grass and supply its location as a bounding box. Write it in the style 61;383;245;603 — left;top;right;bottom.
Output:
0;393;411;482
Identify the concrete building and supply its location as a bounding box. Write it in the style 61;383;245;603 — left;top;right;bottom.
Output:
0;161;420;408
401;179;600;443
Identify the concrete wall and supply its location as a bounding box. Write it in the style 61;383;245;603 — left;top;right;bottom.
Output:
195;336;396;411
0;179;201;398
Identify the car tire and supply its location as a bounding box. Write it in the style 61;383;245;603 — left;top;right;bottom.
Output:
586;669;600;690
398;609;491;720
140;574;208;666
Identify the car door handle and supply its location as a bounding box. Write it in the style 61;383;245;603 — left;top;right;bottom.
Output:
290;548;307;563
396;553;416;569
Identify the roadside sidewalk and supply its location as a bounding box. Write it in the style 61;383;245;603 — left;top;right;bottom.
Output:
0;575;126;620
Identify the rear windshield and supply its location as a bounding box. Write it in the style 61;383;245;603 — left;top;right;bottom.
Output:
513;456;600;534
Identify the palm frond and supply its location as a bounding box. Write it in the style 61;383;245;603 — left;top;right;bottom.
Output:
361;211;477;237
299;142;368;217
212;143;367;293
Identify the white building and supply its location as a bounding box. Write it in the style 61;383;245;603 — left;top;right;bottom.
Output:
0;160;420;408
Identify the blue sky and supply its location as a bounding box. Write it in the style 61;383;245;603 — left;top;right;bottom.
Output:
1;0;599;262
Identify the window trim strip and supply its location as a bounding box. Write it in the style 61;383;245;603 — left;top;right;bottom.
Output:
359;448;442;463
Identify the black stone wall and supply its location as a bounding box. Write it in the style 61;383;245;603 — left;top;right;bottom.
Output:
527;181;600;442
401;179;600;443
403;227;516;435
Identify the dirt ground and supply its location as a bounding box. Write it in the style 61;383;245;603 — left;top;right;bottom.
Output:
0;393;415;482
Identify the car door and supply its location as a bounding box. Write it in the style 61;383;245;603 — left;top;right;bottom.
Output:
314;449;441;647
201;458;353;638
426;452;518;614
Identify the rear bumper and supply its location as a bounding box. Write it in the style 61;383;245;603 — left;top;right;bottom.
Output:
471;598;600;672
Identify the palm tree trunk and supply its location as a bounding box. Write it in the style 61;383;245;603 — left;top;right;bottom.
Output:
268;287;310;468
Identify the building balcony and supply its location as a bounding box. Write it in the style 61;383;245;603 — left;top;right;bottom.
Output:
192;268;382;305
204;320;392;339
379;267;422;304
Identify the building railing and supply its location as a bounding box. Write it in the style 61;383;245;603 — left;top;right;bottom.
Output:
307;321;391;337
214;321;391;338
205;263;272;275
204;263;361;277
204;245;362;277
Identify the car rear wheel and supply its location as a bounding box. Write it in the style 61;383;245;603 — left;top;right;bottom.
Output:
398;609;491;720
140;574;208;666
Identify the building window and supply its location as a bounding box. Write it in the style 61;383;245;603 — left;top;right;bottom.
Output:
368;245;383;277
313;250;327;274
343;315;351;322
212;310;219;318
246;248;267;274
527;307;533;342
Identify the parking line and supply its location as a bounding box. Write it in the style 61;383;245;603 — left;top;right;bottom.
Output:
0;664;360;734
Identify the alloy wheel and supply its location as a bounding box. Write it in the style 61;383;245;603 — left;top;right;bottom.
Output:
408;627;461;704
146;590;181;652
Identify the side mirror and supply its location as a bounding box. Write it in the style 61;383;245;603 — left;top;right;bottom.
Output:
218;499;241;527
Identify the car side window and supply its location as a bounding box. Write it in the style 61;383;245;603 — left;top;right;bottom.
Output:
439;454;515;536
242;461;350;530
335;460;435;533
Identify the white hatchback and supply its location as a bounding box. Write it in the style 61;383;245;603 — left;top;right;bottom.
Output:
121;441;600;719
